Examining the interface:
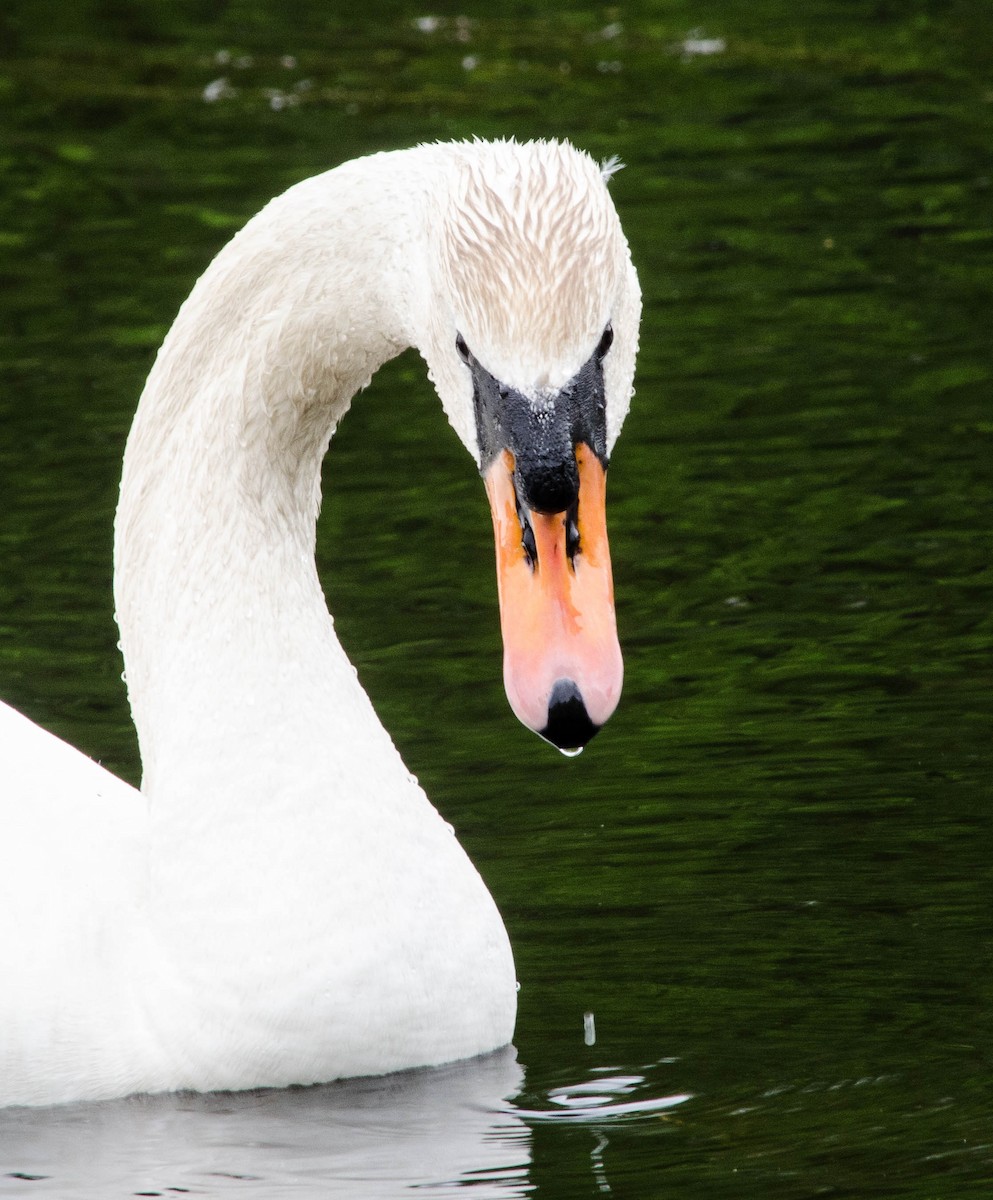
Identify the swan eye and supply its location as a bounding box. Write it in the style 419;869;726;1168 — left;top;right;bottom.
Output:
455;333;471;365
595;324;613;361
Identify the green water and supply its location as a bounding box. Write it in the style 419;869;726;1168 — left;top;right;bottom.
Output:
1;1;991;1196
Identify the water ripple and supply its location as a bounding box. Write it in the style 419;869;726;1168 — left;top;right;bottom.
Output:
515;1072;692;1123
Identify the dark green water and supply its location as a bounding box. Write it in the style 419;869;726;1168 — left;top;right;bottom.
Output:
1;2;991;1196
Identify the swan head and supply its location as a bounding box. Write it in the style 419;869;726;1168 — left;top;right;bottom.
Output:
415;140;641;753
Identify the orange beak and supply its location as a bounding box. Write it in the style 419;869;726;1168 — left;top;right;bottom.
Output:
484;444;623;752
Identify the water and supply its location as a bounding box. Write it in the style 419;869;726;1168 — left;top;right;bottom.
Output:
1;2;991;1196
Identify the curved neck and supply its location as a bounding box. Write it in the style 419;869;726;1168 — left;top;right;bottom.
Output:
114;155;427;818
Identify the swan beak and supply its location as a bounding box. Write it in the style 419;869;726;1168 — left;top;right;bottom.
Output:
484;445;623;752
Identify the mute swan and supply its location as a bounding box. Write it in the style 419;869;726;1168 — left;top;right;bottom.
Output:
0;139;641;1107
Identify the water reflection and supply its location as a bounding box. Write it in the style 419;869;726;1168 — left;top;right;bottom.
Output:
0;1050;529;1199
0;1055;703;1198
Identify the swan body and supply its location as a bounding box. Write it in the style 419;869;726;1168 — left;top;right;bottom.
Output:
0;139;641;1106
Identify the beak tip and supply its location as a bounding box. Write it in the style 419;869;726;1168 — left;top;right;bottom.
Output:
538;678;603;754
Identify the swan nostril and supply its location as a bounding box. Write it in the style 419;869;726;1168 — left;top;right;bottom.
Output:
514;487;537;568
565;501;580;562
540;679;600;753
521;516;537;567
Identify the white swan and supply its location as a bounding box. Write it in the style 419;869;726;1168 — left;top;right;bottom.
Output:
0;139;641;1107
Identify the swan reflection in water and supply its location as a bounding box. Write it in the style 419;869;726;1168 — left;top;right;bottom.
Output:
0;1051;693;1197
0;1050;531;1199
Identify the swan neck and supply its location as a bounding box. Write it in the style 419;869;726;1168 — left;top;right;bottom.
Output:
113;157;426;808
